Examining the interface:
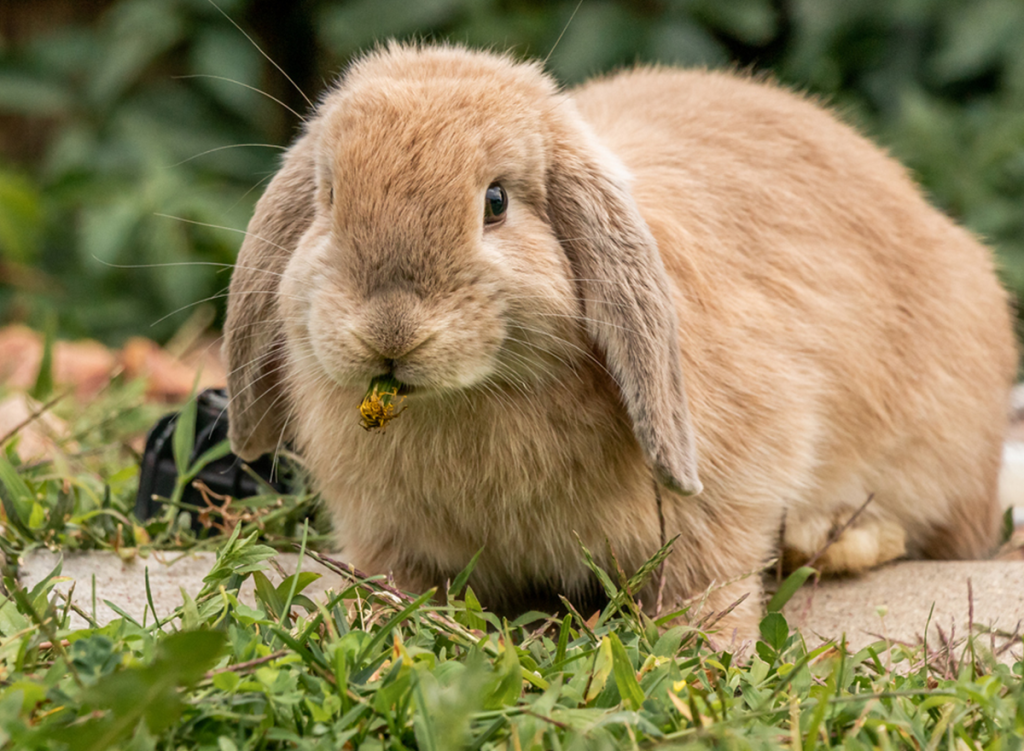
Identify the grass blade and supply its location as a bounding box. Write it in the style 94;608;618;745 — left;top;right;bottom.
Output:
766;566;816;613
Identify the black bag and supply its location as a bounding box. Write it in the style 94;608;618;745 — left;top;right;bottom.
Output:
134;388;294;530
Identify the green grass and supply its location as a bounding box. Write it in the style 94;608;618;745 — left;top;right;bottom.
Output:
0;381;1023;750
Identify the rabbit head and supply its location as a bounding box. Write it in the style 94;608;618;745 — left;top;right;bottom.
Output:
224;43;702;497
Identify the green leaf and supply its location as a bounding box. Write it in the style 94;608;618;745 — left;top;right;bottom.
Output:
0;72;72;116
759;611;789;652
6;681;47;714
508;610;548;629
803;683;834;751
289;594;317;612
30;313;56;401
585;636;614;704
43;485;75;534
253;570;284;619
0;598;29;636
411;671;441;751
766;566;817;613
0;168;43;262
55;631;224;751
648;19;728;68
224;592;268;626
80;198;141;266
103;600;142;628
448;548;483;599
624;534;679;596
26;556;63;609
318;0;467;54
608;632;645;711
275;571;321;601
88;1;184;107
200;525;275;598
691;0;778;45
189;27;264;118
180;439;233;485
931;0;1024;83
172;397;197;479
413;655;491;750
653;626;685;658
180;588;200;632
355;589;436;667
459;587;489;631
574;533;618;600
70;635;121;680
212;671;240;692
555;614;572;666
0;452;34;534
486;632;522;709
1002;505;1014;544
545;2;645;84
156;630;224;684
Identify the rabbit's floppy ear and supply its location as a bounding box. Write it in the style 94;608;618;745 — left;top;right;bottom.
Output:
224;131;318;461
545;104;702;496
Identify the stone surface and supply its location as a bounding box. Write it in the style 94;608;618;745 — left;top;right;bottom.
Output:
16;550;1024;663
783;561;1024;660
18;549;337;630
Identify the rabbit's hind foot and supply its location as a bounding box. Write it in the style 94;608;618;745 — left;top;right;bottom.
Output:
784;511;907;574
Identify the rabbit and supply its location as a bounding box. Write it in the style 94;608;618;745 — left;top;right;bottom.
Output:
223;42;1017;641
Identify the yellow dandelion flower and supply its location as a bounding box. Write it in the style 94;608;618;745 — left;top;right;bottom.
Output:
359;376;407;431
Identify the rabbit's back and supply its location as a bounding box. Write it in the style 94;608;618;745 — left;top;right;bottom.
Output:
573;68;1017;567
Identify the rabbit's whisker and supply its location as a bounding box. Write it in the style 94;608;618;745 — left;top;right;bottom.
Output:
151;289;314;328
499;334;584;386
205;0;315;110
169;143;288;169
228;172;277;213
153;214;294;256
175;74;308;122
544;0;584;66
505;322;612;379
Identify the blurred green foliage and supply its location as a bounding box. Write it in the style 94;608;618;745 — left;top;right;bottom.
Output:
0;0;1022;344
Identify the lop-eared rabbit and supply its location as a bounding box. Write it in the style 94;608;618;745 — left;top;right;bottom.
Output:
225;44;1016;639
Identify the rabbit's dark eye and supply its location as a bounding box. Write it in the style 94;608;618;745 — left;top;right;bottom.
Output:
484;183;507;225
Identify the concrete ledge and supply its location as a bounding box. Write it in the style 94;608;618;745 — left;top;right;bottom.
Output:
15;550;1024;663
17;549;337;629
783;561;1024;660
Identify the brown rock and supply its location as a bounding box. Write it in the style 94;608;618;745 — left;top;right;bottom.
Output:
120;336;225;401
0;392;76;462
0;325;116;398
0;325;225;402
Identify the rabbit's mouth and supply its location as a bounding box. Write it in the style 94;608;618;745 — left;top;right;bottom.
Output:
376;367;414;396
380;374;415;397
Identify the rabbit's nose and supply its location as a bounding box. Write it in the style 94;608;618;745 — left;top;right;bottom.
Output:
359;333;421;361
355;320;432;363
358;291;431;361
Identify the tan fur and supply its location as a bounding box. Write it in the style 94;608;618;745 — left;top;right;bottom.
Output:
224;44;1017;641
